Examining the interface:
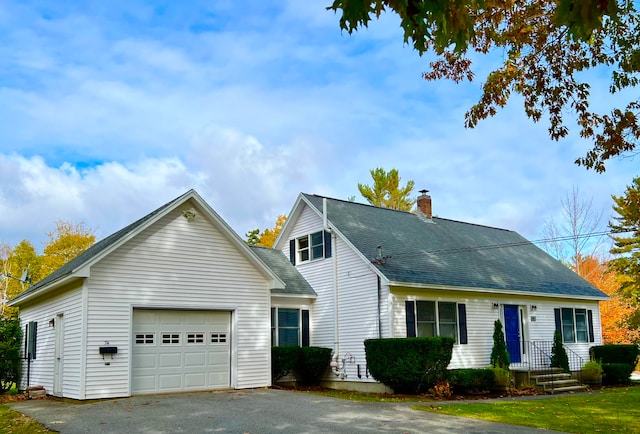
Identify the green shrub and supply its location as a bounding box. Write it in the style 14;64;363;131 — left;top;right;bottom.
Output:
490;320;510;369
490;367;512;390
271;347;300;382
364;337;454;394
0;317;21;394
550;331;570;373
296;347;332;385
602;363;634;385
590;345;639;366
447;369;495;394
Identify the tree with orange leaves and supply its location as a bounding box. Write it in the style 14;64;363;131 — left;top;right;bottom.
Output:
245;215;287;248
576;255;640;344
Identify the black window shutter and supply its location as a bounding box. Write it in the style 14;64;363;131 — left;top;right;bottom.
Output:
458;303;468;345
27;321;37;360
587;310;595;342
554;308;561;335
405;301;416;337
289;239;296;265
324;230;332;258
301;310;310;347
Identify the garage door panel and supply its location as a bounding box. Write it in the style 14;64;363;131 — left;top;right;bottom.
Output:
159;353;182;368
159;374;182;390
184;352;206;367
132;310;231;395
133;353;158;369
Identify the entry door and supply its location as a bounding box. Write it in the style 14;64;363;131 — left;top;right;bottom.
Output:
53;313;64;396
503;305;521;363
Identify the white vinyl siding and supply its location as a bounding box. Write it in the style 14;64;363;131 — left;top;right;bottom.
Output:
282;204;383;382
15;282;85;399
83;202;272;399
392;290;602;370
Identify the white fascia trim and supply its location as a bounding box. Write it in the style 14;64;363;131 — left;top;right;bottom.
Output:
388;281;610;301
270;293;317;299
273;194;306;250
8;274;83;306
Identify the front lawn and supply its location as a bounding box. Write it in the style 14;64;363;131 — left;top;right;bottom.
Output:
415;386;640;433
0;406;52;433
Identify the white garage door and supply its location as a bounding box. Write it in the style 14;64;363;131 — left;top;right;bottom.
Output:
132;310;231;395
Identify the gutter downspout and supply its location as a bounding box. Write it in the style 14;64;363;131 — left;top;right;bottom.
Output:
323;198;339;362
377;276;382;339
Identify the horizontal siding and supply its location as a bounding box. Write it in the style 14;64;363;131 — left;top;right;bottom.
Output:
84;203;272;399
16;282;84;399
283;206;335;350
333;236;379;382
282;204;383;383
391;289;603;369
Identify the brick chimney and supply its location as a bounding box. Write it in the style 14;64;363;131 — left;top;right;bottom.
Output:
417;189;432;219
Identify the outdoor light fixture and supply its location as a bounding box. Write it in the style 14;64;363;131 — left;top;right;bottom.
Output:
492;303;499;310
530;305;537;311
48;318;55;328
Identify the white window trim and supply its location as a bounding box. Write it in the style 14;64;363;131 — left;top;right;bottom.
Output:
296;231;325;264
271;307;301;347
415;300;459;342
561;308;589;343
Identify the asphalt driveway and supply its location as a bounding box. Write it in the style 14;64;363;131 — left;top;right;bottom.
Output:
9;388;560;433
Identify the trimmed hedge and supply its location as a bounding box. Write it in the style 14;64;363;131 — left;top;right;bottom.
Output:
590;344;639;366
602;363;634;385
272;347;300;382
364;337;454;394
447;369;494;394
590;344;639;385
271;346;332;385
296;347;332;385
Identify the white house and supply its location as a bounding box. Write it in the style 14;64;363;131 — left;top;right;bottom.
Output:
273;191;609;392
10;189;608;398
8;190;316;399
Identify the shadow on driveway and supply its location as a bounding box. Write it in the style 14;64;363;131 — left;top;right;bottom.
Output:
9;388;560;433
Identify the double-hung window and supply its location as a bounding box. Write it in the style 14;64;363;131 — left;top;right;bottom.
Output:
271;308;310;347
289;231;332;265
407;300;467;344
555;308;594;343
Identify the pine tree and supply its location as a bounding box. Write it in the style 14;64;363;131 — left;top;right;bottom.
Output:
490;320;510;369
357;168;415;211
550;331;570;373
609;177;640;328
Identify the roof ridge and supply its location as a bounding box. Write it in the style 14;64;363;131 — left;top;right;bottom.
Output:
304;193;514;232
304;193;414;215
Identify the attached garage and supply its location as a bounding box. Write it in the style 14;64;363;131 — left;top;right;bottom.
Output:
9;190;288;400
132;309;231;395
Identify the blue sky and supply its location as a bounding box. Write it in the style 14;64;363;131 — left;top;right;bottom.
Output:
0;0;636;255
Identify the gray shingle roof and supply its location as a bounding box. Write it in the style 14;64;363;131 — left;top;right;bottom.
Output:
250;246;316;297
303;194;606;298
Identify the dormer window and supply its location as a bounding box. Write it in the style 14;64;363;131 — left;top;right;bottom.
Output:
289;230;332;265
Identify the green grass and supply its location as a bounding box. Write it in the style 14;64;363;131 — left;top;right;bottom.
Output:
0;405;52;433
414;386;640;433
286;387;435;403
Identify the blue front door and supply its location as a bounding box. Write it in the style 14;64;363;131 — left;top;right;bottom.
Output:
503;305;521;363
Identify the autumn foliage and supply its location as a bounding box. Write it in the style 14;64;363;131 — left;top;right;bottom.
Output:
576;255;640;344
